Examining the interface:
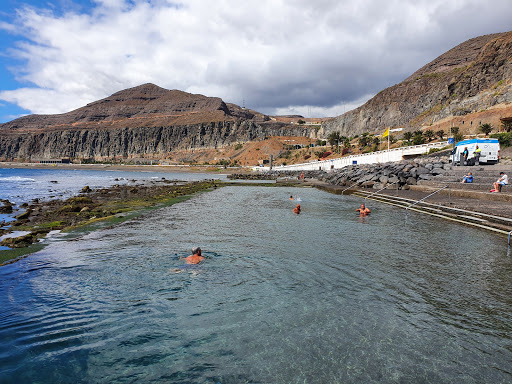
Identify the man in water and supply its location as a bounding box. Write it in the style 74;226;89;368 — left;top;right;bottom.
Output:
356;204;371;216
185;247;205;264
293;204;301;214
170;247;205;274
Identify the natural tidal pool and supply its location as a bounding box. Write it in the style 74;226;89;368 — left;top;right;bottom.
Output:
0;186;511;383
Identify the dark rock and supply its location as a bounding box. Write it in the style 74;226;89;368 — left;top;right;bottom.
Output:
81;186;92;193
16;209;32;220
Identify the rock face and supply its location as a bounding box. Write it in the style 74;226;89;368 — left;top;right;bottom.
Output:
322;31;512;136
0;84;312;161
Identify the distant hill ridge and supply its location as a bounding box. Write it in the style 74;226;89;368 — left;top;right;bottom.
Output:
1;31;511;162
0;83;270;132
0;85;312;161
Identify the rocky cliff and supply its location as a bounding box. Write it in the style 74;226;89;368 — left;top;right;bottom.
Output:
0;84;312;161
322;31;512;136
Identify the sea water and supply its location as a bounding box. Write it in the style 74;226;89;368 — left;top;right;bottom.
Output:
0;167;227;224
0;184;511;383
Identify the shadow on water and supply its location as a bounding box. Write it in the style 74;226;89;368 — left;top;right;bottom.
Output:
0;186;511;383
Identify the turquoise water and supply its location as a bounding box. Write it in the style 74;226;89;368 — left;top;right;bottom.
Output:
0;186;511;383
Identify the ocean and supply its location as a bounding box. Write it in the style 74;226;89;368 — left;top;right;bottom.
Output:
0;168;511;383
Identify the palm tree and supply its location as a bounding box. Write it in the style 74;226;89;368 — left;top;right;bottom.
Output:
479;123;493;136
328;131;342;152
424;129;435;142
402;132;413;145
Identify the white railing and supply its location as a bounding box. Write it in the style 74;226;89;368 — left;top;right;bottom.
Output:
267;141;449;172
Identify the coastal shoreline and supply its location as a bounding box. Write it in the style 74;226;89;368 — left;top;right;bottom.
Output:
0;162;253;174
0;179;222;265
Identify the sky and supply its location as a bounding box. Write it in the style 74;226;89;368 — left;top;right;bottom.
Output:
0;0;511;123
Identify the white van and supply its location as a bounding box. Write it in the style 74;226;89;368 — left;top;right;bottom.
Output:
451;138;500;165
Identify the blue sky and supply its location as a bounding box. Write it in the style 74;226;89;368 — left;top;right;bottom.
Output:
0;0;96;121
0;0;511;124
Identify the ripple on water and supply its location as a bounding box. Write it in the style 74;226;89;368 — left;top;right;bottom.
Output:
0;186;511;383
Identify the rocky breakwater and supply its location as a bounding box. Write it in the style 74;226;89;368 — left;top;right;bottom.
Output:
319;156;451;190
243;156;452;190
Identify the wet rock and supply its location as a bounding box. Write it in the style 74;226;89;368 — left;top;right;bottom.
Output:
0;202;13;214
81;186;92;193
16;209;32;220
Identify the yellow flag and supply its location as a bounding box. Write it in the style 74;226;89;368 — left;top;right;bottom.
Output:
383;128;390;138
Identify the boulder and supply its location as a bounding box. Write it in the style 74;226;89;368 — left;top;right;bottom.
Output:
81;186;92;193
361;181;375;188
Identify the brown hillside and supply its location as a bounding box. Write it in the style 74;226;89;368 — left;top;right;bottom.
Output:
323;31;512;137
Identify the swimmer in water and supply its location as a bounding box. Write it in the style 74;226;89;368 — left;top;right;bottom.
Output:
185;247;205;264
289;195;294;200
170;247;205;274
293;204;301;214
355;204;371;216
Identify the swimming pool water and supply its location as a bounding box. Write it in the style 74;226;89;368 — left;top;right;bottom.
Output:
0;186;511;383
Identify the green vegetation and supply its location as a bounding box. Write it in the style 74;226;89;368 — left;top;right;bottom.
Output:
412;131;424;145
501;119;512;132
453;132;464;142
234;143;243;150
492;80;504;89
424;129;435;142
490;132;512;148
479;123;493;136
402;132;413;145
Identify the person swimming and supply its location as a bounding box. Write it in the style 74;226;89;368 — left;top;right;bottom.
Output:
170;247;205;274
355;203;371;216
289;195;294;200
293;204;301;214
185;247;205;264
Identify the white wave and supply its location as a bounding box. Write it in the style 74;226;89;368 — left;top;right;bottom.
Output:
0;176;36;182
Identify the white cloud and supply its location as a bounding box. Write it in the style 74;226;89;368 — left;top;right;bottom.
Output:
0;0;511;117
272;93;374;118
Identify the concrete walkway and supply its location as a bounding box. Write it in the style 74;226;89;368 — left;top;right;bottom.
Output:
305;177;512;221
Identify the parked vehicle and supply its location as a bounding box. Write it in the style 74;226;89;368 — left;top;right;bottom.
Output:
450;138;500;165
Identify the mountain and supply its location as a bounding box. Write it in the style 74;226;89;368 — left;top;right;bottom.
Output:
322;31;512;136
2;31;511;162
0;84;312;161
